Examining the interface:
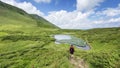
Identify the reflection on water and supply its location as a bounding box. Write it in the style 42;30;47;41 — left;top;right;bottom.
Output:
54;35;71;40
54;35;90;50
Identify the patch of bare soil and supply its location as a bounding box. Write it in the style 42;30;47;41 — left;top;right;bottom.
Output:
70;55;88;68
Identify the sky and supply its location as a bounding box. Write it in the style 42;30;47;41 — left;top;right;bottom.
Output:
0;0;120;29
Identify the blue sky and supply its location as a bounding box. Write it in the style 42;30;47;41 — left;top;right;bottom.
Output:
1;0;120;29
17;0;119;15
18;0;77;15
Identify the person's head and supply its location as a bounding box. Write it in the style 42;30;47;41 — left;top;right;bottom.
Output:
70;44;74;47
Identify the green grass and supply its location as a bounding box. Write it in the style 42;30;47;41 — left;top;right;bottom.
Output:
0;27;119;68
71;28;120;68
0;33;73;68
0;27;73;68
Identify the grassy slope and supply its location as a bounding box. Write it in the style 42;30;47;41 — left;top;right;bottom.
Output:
30;14;59;28
0;1;59;29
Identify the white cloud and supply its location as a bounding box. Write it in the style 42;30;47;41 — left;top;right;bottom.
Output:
34;0;51;3
0;0;44;16
76;0;104;11
93;4;120;24
98;7;120;17
45;10;93;29
44;0;120;29
93;17;120;24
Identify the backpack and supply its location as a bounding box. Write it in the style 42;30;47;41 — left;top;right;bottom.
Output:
70;48;74;52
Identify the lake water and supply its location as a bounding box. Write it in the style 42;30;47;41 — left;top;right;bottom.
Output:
54;35;71;40
54;35;90;50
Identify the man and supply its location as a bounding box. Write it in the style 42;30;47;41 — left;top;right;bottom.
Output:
69;45;74;58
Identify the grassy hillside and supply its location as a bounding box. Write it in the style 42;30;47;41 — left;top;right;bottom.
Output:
0;1;120;68
0;1;59;29
30;14;59;28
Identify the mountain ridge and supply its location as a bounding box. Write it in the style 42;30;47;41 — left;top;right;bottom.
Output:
0;1;59;29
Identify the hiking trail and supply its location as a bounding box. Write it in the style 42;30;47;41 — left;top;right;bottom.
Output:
70;55;88;68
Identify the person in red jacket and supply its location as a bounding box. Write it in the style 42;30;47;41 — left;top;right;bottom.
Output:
69;45;74;54
69;45;75;59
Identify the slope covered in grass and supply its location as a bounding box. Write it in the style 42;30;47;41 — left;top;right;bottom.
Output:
30;14;59;28
0;1;59;29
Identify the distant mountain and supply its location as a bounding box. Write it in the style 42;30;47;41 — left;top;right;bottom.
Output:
0;1;59;29
30;14;59;28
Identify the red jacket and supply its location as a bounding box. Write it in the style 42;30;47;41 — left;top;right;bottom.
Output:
69;46;74;54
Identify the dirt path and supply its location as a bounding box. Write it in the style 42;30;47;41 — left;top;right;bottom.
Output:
70;55;88;68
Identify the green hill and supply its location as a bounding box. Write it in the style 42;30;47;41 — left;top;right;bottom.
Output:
30;14;59;28
0;1;59;29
